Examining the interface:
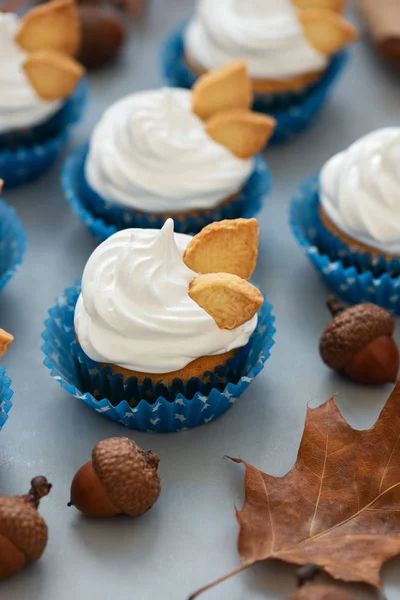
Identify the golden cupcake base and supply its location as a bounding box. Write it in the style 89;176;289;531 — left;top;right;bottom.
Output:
318;205;398;262
185;53;323;94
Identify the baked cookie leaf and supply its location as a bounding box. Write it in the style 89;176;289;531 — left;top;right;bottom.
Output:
188;273;263;330
16;0;80;57
299;9;358;54
292;0;346;12
206;109;275;158
24;50;84;101
192;60;252;121
183;218;259;280
0;329;14;358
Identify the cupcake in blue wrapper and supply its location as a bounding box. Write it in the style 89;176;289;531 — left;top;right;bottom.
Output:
0;1;86;188
0;329;14;430
42;218;275;432
161;1;358;144
290;127;400;313
63;62;274;239
0;196;26;291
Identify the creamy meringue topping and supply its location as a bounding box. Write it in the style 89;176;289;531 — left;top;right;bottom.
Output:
184;0;328;80
74;220;258;373
85;88;253;213
320;128;400;255
0;13;61;134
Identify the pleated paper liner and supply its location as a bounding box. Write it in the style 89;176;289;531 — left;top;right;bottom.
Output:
62;143;271;241
160;21;349;145
290;175;400;314
0;367;13;430
42;281;275;432
0;199;27;292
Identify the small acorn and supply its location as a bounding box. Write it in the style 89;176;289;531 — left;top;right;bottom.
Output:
77;5;125;70
69;437;161;518
0;476;52;580
319;298;399;385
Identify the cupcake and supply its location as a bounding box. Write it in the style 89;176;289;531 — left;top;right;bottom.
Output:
62;61;275;239
318;128;400;265
0;181;26;291
0;0;86;187
0;328;14;430
162;0;358;143
290;127;400;312
42;218;275;431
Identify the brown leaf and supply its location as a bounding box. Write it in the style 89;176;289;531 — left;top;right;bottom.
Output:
189;383;400;598
235;383;400;587
288;585;354;599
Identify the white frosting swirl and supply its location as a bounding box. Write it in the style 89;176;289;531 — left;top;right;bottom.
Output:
0;13;61;134
184;0;328;80
85;88;253;213
74;220;258;373
320;128;400;255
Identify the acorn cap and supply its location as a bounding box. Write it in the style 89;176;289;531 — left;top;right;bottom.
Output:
320;303;395;370
92;438;160;517
0;495;47;561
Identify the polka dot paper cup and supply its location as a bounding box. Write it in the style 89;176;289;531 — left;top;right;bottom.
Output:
0;367;13;431
0;198;26;292
42;281;275;433
290;174;400;314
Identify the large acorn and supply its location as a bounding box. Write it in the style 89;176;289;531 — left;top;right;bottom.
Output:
77;5;125;70
0;476;52;580
319;298;399;385
69;437;161;518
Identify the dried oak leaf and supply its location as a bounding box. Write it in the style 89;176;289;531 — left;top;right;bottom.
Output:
190;382;400;598
287;586;354;600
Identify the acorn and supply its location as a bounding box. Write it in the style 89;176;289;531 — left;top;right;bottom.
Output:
69;437;161;518
319;298;399;385
0;476;52;580
77;5;125;70
288;585;354;599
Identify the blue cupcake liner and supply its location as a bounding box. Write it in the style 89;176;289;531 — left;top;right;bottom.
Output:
0;80;88;189
290;175;400;314
41;280;275;432
0;198;27;292
62;143;271;241
0;367;13;430
161;21;349;145
311;188;400;277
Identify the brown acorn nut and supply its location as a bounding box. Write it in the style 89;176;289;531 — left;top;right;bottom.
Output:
319;298;399;385
77;5;125;70
0;476;51;580
69;437;161;518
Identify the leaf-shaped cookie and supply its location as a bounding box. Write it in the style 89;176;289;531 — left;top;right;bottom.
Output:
188;273;263;330
292;0;346;12
192;60;252;121
0;329;14;358
16;0;80;56
299;9;358;54
183;219;259;280
206;109;276;158
24;50;84;101
190;382;400;599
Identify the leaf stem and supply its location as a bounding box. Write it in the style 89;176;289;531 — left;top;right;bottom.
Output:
188;564;252;600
